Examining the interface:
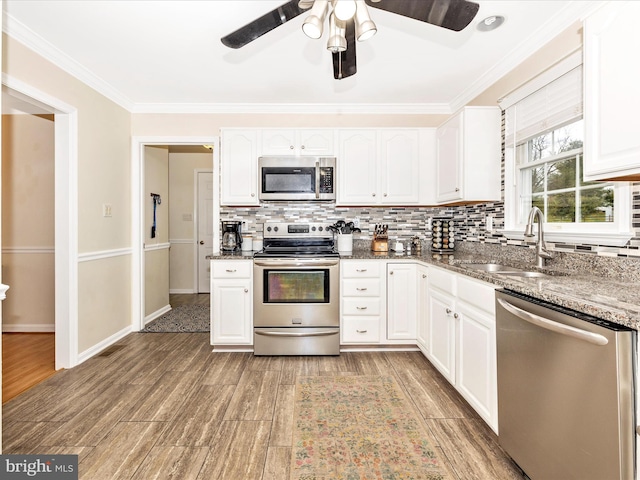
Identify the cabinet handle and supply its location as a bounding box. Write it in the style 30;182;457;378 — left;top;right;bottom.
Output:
446;307;452;314
244;288;248;293
356;269;367;272
422;274;427;278
356;329;368;333
390;271;394;275
289;145;294;149
453;313;459;319
455;187;460;192
356;306;368;310
251;193;255;197
372;193;376;197
226;269;237;273
301;145;305;149
384;193;388;197
356;287;368;291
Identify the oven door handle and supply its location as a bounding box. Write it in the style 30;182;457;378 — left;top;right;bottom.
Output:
254;259;339;267
255;329;339;337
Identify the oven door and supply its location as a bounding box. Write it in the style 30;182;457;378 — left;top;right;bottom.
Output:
253;258;339;327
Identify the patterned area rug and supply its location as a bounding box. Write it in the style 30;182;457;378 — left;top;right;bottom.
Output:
142;304;210;332
291;375;450;480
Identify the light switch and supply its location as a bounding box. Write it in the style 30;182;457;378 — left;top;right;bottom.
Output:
485;216;493;231
103;204;112;217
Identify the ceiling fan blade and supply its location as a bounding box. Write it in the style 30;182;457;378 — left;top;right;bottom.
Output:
221;0;308;49
332;19;357;80
365;0;479;32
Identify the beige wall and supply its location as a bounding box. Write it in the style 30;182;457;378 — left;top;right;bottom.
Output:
144;146;169;318
3;34;132;353
1;114;55;330
169;152;213;293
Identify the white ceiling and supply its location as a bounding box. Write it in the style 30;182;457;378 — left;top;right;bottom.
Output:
3;0;600;114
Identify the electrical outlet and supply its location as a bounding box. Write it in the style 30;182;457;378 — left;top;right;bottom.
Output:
103;204;112;217
486;216;493;231
353;217;360;228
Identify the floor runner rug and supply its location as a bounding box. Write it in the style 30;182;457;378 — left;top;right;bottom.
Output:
291;375;450;480
142;304;209;332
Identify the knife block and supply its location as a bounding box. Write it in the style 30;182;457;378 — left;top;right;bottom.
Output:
371;236;389;252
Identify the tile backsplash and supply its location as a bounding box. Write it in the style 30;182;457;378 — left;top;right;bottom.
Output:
221;181;640;259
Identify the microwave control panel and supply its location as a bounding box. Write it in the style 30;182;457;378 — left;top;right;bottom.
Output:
319;167;334;193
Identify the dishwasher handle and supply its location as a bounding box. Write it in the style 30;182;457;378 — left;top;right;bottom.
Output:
497;298;609;346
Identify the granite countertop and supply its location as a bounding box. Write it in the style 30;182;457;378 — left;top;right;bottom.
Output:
209;246;640;330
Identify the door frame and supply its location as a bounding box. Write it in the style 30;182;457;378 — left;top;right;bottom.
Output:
2;74;78;369
131;136;219;331
194;168;214;293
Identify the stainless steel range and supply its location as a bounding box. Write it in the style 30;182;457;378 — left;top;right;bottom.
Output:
253;222;340;356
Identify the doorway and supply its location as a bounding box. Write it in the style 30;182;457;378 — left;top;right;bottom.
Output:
133;138;219;331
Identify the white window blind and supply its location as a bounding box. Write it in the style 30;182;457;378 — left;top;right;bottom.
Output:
505;66;583;147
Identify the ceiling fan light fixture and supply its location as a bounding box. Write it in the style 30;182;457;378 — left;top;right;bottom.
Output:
333;0;357;21
327;13;347;53
302;0;330;39
354;0;376;41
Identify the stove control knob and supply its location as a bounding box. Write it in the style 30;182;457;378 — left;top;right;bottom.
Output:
274;226;279;232
266;226;272;232
311;226;316;231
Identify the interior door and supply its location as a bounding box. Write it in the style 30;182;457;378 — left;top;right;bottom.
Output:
197;171;214;293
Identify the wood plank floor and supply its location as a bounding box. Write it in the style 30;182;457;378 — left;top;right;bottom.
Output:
2;333;57;404
2;331;525;479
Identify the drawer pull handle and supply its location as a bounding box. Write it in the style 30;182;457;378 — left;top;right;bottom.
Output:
356;306;368;310
356;288;368;291
356;329;368;333
226;269;237;273
356;269;367;272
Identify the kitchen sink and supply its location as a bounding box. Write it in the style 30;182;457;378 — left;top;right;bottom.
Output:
463;263;549;278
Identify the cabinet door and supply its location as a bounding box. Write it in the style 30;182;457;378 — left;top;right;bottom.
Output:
436;113;463;202
416;265;429;352
299;129;334;155
584;2;640;181
456;302;497;432
379;130;420;204
261;129;296;155
387;263;417;340
427;288;456;383
221;130;258;205
337;130;378;205
211;280;252;344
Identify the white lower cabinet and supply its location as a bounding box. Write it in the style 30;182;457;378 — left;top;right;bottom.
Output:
416;265;429;353
210;260;253;345
426;266;498;432
340;260;384;344
387;263;417;340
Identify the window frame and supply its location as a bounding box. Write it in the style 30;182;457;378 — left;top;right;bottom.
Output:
501;53;632;247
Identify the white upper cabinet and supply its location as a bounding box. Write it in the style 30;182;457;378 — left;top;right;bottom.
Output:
220;129;259;206
436;107;501;204
338;128;433;206
583;1;640;181
261;129;334;156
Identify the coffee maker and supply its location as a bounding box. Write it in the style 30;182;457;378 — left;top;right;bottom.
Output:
221;221;242;252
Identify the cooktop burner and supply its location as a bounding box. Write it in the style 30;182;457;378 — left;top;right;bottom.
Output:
254;222;338;258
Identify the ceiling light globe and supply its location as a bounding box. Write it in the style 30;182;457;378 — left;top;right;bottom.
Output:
356;20;376;41
303;16;324;39
333;0;356;21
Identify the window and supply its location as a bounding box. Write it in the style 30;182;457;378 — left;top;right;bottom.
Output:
501;51;631;246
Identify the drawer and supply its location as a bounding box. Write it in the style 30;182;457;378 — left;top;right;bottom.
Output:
342;278;382;297
342;297;381;315
341;261;381;278
342;317;381;343
428;266;456;295
457;275;496;314
212;260;252;279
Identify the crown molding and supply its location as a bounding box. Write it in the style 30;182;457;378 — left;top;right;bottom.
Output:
130;102;453;115
449;1;606;112
3;12;135;111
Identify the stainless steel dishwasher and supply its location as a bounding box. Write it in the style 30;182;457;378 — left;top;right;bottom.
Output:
496;289;636;480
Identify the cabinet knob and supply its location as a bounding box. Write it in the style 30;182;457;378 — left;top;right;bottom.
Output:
289;145;294;149
244;288;249;293
453;313;459;319
390;271;394;275
372;193;376;197
301;145;305;149
422;274;427;278
251;193;255;197
356;329;368;333
446;307;452;314
455;187;460;192
384;193;388;197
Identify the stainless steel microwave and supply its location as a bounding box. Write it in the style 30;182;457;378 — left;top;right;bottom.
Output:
258;156;336;201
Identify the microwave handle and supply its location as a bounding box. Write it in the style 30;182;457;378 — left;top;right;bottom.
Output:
315;160;320;199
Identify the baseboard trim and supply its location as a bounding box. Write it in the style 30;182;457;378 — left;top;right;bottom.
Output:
340;344;420;352
169;289;196;294
144;304;172;325
77;325;133;364
2;324;55;333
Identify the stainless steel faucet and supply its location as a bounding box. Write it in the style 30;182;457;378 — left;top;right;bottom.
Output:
524;206;553;268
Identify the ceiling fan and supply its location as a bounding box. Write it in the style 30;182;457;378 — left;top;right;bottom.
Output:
221;0;480;80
